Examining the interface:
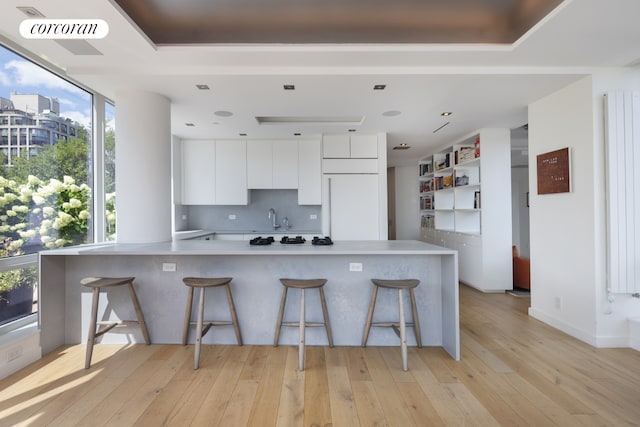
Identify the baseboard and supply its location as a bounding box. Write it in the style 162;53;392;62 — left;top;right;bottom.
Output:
528;307;598;346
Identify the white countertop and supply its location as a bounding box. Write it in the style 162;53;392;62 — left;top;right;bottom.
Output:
41;239;456;256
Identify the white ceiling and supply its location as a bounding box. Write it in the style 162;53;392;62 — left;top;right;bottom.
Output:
1;0;639;166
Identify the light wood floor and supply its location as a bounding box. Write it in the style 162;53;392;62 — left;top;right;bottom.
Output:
1;285;639;426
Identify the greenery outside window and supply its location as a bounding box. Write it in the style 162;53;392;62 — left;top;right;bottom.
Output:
0;43;112;328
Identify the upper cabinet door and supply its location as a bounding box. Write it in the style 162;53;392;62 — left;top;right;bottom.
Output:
350;134;378;158
215;139;248;205
247;140;273;189
322;134;350;158
181;140;216;205
298;139;322;205
273;140;298;188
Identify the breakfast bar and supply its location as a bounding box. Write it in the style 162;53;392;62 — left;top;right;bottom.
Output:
38;239;459;360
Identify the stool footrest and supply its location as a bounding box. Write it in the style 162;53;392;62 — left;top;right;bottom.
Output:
371;322;416;327
282;321;327;327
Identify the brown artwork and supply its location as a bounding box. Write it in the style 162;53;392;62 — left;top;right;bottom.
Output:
537;147;571;194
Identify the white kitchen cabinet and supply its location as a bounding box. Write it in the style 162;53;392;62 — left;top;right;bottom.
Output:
273;140;298;188
322;134;350;158
349;134;378;158
246;140;273;189
181;139;216;205
322;134;378;159
298;139;322;205
324;174;379;240
247;140;298;189
215;139;248;205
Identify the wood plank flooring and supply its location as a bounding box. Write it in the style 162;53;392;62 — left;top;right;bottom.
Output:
1;285;639;426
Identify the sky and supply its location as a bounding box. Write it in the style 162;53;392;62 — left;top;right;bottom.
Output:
0;44;93;128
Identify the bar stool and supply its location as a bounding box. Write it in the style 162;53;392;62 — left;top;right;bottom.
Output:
182;277;242;369
274;278;334;371
362;279;422;371
81;276;151;369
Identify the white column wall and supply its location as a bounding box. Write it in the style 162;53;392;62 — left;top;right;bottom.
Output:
528;76;598;344
115;90;172;243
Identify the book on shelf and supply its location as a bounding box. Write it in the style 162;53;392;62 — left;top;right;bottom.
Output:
475;136;480;158
443;175;453;188
474;191;481;209
457;146;476;163
419;162;433;176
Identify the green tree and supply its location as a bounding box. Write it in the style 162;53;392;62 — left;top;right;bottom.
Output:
105;125;115;193
8;135;89;184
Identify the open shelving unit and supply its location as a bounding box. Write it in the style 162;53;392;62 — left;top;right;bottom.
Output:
420;136;482;235
418;129;513;293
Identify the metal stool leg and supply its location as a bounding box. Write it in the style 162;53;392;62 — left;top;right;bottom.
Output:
362;285;379;347
398;288;408;371
194;287;206;369
299;288;306;371
85;287;100;369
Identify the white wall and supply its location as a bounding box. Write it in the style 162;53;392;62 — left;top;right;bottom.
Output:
528;76;599;344
394;165;420;240
528;69;640;348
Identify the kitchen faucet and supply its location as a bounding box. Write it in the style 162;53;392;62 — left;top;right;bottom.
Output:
268;208;280;229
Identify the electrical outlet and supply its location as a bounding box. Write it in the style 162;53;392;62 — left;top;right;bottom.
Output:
310;214;318;220
162;262;177;272
229;214;236;220
555;296;562;310
349;262;363;272
7;346;23;362
181;214;187;220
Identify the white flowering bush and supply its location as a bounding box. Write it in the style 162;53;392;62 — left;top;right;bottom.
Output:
0;174;97;298
0;175;92;254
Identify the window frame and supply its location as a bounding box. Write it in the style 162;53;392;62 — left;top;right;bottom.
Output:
0;37;113;336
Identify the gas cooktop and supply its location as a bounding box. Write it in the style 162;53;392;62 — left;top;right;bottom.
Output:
248;236;333;246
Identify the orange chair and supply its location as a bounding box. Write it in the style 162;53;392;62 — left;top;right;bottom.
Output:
512;246;531;290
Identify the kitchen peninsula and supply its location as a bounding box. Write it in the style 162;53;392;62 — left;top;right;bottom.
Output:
39;240;459;360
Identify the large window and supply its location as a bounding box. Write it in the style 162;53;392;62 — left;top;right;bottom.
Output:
0;44;109;327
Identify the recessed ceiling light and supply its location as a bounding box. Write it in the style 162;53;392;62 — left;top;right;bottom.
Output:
283;84;295;90
441;112;453;116
393;144;411;150
348;129;356;132
373;84;386;90
17;6;45;17
185;123;195;127
383;110;401;117
239;133;247;136
214;110;233;117
196;84;210;90
294;133;301;136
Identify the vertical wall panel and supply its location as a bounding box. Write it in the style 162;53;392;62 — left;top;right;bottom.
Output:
605;91;640;293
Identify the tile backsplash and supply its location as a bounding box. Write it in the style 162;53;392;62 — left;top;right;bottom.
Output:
175;189;321;232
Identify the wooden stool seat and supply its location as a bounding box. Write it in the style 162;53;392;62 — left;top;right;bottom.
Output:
182;277;242;369
362;278;422;371
81;276;150;369
274;278;333;371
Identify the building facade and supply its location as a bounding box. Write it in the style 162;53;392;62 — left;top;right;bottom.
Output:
0;93;78;165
